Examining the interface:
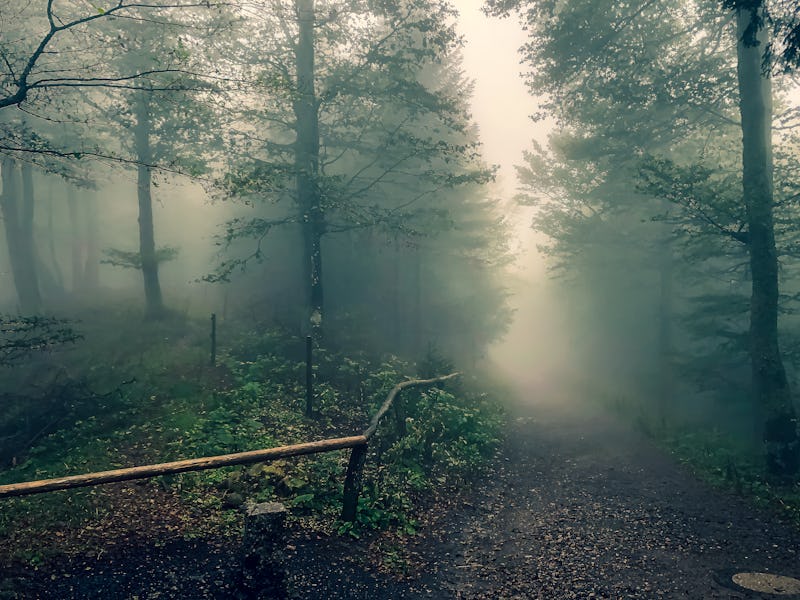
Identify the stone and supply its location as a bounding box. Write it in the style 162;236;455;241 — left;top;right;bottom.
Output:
239;502;288;600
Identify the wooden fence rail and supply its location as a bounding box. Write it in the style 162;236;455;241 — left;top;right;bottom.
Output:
0;436;366;499
0;372;459;522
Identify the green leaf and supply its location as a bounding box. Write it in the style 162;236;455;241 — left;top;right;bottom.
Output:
289;493;316;507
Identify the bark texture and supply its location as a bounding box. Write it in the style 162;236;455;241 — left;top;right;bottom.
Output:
0;435;367;498
736;6;799;477
294;0;325;339
134;92;165;319
1;158;41;313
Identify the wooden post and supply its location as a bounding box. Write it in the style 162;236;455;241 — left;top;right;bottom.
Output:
358;364;365;405
341;443;367;522
305;334;313;417
241;502;288;599
210;313;217;367
394;391;406;437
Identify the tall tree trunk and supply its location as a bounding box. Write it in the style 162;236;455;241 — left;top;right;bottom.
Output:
45;180;65;290
412;249;422;355
83;190;99;292
134;91;165;319
19;163;42;310
67;185;84;293
294;0;324;339
391;239;401;343
736;6;799;477
657;238;673;429
1;158;41;313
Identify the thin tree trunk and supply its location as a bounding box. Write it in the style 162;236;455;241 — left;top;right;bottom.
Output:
19;163;42;311
1;159;22;306
736;6;799;477
294;0;324;339
1;158;41;313
45;180;65;290
657;238;673;429
67;185;83;293
83;190;99;291
413;249;422;355
391;239;401;343
134;91;165;319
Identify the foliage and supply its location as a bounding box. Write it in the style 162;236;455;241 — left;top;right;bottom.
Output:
204;0;509;353
0;315;82;365
175;343;504;538
337;356;504;536
0;319;504;562
492;0;800;480
0;1;225;169
660;428;800;524
0;0;509;565
101;246;180;270
595;387;800;525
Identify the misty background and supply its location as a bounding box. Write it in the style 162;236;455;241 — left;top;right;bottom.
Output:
2;1;800;577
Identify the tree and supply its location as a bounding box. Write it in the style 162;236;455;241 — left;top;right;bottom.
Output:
491;0;742;416
0;1;218;113
728;1;799;476
489;0;800;475
294;0;324;335
214;0;492;339
90;4;225;318
0;157;41;312
0;1;226;316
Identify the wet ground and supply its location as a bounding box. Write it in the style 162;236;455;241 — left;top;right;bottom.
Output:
4;399;800;599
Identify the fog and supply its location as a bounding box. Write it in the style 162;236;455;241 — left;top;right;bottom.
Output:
2;1;800;596
0;0;795;470
0;0;794;470
457;0;569;399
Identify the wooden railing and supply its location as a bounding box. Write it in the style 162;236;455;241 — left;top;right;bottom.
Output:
0;372;459;522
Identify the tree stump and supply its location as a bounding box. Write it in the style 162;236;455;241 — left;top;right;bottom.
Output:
240;502;288;599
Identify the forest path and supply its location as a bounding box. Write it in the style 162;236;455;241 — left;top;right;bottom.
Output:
7;397;800;599
359;397;800;599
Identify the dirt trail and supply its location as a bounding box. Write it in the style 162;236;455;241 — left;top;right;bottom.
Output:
5;398;800;599
389;399;800;599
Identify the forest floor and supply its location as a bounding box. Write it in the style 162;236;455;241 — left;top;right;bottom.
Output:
3;395;800;599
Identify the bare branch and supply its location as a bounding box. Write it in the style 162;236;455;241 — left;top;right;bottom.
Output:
1;1;228;109
0;143;213;182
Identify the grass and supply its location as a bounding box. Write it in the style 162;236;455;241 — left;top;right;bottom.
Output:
597;388;800;526
660;427;800;524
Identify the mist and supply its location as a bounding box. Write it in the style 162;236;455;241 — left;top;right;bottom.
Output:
2;1;800;598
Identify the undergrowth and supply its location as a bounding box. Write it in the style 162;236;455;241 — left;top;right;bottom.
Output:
0;313;505;563
598;390;800;526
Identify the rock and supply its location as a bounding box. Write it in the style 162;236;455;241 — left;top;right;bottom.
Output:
239;502;288;600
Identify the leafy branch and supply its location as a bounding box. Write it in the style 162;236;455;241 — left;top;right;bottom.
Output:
0;315;82;366
101;246;179;269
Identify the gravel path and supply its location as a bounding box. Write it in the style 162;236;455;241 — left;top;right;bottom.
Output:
5;399;800;599
403;401;800;599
